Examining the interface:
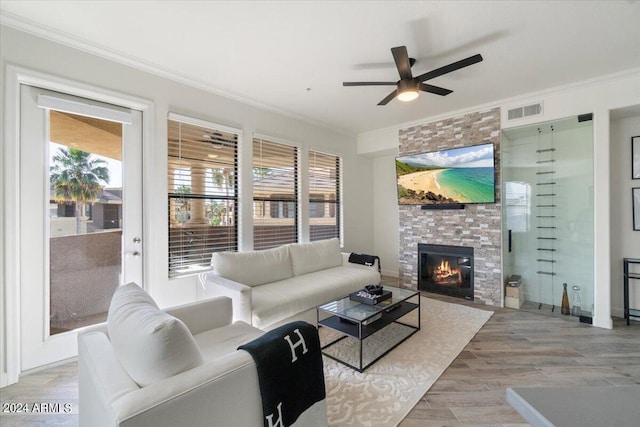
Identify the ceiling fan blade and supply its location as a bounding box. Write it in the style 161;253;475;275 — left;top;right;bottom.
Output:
391;46;413;80
377;89;398;106
419;83;453;96
416;54;483;82
343;81;397;86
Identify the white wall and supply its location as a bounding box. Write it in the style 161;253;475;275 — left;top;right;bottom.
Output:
372;154;399;277
610;115;640;319
361;69;640;329
1;25;374;384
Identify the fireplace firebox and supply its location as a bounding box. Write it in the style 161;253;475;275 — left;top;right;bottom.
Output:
418;243;474;300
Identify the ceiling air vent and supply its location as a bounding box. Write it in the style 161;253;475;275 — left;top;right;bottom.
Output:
507;102;543;121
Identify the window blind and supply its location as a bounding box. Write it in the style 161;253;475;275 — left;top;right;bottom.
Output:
253;137;298;250
309;150;341;242
168;118;239;277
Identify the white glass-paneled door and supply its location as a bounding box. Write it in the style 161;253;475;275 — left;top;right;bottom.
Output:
19;85;143;370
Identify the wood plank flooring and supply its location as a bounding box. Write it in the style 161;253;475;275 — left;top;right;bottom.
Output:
2;280;639;426
399;295;640;426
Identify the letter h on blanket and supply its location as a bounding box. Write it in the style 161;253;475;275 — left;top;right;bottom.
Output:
239;321;327;427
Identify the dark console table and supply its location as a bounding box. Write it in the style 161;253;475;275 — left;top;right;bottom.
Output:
623;258;640;326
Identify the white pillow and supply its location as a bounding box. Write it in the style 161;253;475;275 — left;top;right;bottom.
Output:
213;245;293;286
288;238;343;276
107;283;203;387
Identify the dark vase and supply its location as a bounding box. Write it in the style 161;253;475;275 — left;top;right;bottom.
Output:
561;283;570;315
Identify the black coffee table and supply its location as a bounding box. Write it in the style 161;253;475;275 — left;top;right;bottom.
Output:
317;285;420;372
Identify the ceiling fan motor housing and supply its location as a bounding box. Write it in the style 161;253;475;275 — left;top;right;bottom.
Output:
398;79;419;93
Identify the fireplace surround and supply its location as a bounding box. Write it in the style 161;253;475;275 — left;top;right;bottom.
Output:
398;107;502;306
418;243;474;300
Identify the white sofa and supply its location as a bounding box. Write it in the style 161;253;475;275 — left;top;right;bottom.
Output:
78;283;328;427
198;238;381;330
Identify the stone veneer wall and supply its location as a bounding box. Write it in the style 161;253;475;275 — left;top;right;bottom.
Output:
398;108;502;306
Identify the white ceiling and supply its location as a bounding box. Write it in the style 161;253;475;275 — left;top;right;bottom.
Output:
2;1;640;135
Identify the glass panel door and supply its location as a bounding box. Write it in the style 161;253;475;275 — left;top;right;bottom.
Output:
48;110;124;334
502;116;594;317
20;85;143;370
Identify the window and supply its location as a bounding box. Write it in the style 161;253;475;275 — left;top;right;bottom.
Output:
168;115;239;277
309;151;341;242
505;181;530;233
253;137;298;250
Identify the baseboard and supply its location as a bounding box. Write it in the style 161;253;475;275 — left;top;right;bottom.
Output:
612;307;625;319
611;307;639;323
381;269;399;278
592;315;613;329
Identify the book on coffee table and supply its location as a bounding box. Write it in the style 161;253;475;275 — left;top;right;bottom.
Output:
349;289;392;305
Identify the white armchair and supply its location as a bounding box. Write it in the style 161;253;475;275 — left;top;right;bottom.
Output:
78;284;275;427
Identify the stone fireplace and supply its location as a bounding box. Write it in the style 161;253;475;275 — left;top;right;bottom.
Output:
418;244;474;300
398;107;502;306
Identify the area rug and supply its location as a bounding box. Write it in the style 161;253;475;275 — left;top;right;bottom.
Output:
321;297;493;426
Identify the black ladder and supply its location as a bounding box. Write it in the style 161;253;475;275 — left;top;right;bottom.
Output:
536;126;557;311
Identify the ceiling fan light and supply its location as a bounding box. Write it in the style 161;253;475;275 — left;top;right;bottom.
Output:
397;89;419;102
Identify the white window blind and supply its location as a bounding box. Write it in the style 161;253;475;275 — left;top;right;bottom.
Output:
38;94;133;124
253;137;298;250
168;117;239;277
309;150;341;242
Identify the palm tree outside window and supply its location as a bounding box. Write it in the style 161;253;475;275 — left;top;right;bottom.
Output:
50;147;110;235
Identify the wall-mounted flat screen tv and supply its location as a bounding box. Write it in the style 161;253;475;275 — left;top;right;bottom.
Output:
396;143;496;205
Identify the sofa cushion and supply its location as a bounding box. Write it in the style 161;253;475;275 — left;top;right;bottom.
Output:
107;283;204;387
287;238;343;276
251;264;380;329
213;245;293;287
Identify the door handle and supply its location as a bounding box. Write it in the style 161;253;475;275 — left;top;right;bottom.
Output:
126;251;141;258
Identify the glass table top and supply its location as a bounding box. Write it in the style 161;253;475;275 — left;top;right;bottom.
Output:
318;285;419;322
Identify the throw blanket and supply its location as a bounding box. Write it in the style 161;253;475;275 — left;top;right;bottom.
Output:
239;321;326;427
348;252;381;273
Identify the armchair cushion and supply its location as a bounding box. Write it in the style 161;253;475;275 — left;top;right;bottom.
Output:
107;283;204;387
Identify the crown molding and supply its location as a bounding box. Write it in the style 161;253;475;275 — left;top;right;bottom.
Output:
360;66;640;136
0;12;355;138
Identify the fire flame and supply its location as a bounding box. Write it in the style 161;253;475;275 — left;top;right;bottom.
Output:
438;259;452;275
434;259;461;283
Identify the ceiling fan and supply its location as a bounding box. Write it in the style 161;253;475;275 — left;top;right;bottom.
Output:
343;46;483;105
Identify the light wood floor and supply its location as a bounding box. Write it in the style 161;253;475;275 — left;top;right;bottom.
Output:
2;284;639;427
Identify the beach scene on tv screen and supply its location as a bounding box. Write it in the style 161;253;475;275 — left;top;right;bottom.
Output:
396;144;495;204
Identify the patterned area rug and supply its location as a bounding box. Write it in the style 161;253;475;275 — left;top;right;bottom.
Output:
321;297;493;426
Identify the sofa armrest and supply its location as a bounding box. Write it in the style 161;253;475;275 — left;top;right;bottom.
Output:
198;272;253;325
114;351;263;427
165;296;233;336
79;321;109;337
77;296;233;340
78;331;141;427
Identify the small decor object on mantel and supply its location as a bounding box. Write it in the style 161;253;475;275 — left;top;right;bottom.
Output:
632;136;640;179
633;187;640;231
